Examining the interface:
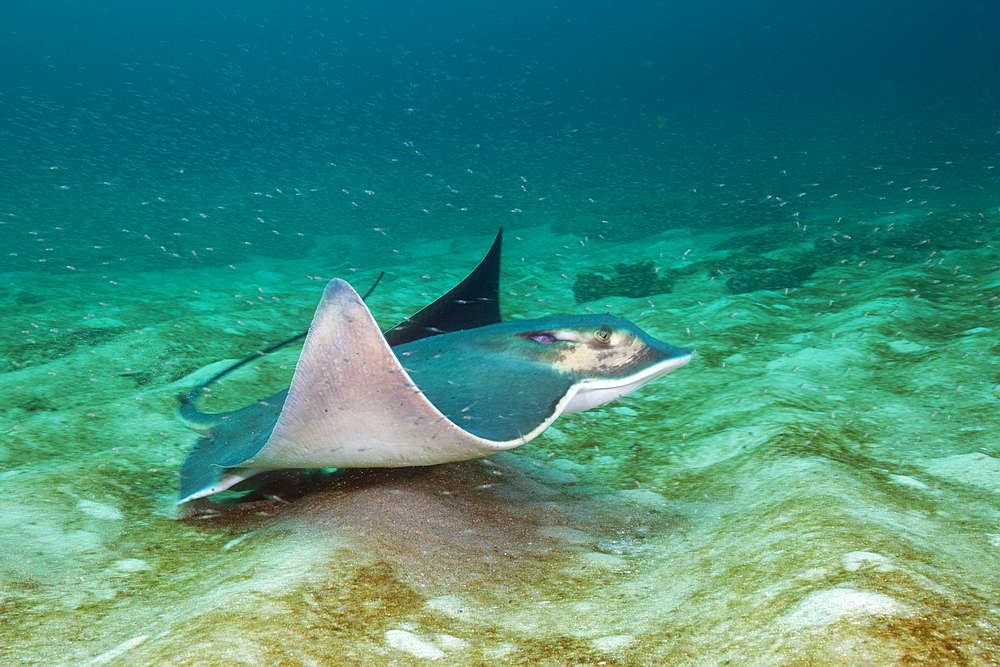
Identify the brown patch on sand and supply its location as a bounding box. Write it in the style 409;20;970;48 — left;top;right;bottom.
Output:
187;454;681;599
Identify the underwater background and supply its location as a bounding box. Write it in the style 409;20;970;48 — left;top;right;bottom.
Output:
3;0;1000;664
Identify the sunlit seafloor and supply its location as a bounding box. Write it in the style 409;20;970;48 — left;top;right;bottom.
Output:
4;190;1000;664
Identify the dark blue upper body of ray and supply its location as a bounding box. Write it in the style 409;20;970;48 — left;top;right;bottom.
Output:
392;314;688;442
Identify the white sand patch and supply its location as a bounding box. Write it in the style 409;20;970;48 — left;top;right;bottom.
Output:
842;551;893;572
547;458;587;474
21;524;102;554
385;629;445;660
435;634;468;650
887;339;926;354
427;595;478;623
923;453;1000;491
765;345;865;373
167;359;240;390
577;551;628;571
75;634;149;667
780;588;910;630
77;499;124;521
663;426;764;470
113;558;151;572
592;634;635;651
888;474;931;491
529;465;580;485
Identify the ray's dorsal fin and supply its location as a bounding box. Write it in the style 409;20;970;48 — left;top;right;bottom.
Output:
384;227;502;346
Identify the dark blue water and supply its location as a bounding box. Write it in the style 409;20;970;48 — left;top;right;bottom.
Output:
3;0;998;273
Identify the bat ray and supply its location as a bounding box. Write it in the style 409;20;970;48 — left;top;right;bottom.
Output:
176;232;694;504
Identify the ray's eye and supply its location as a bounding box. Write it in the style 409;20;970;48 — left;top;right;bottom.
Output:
594;327;612;343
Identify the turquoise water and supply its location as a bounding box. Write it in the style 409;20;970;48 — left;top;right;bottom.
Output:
3;2;1000;665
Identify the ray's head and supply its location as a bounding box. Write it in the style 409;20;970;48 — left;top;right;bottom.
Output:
514;314;692;376
509;314;694;414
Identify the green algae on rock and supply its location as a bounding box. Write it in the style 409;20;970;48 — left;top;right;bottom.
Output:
573;260;676;303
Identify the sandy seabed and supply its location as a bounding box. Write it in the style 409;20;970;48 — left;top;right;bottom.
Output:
2;210;1000;666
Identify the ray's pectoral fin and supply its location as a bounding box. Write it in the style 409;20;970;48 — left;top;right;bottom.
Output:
176;390;287;503
253;279;517;468
177;279;517;504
